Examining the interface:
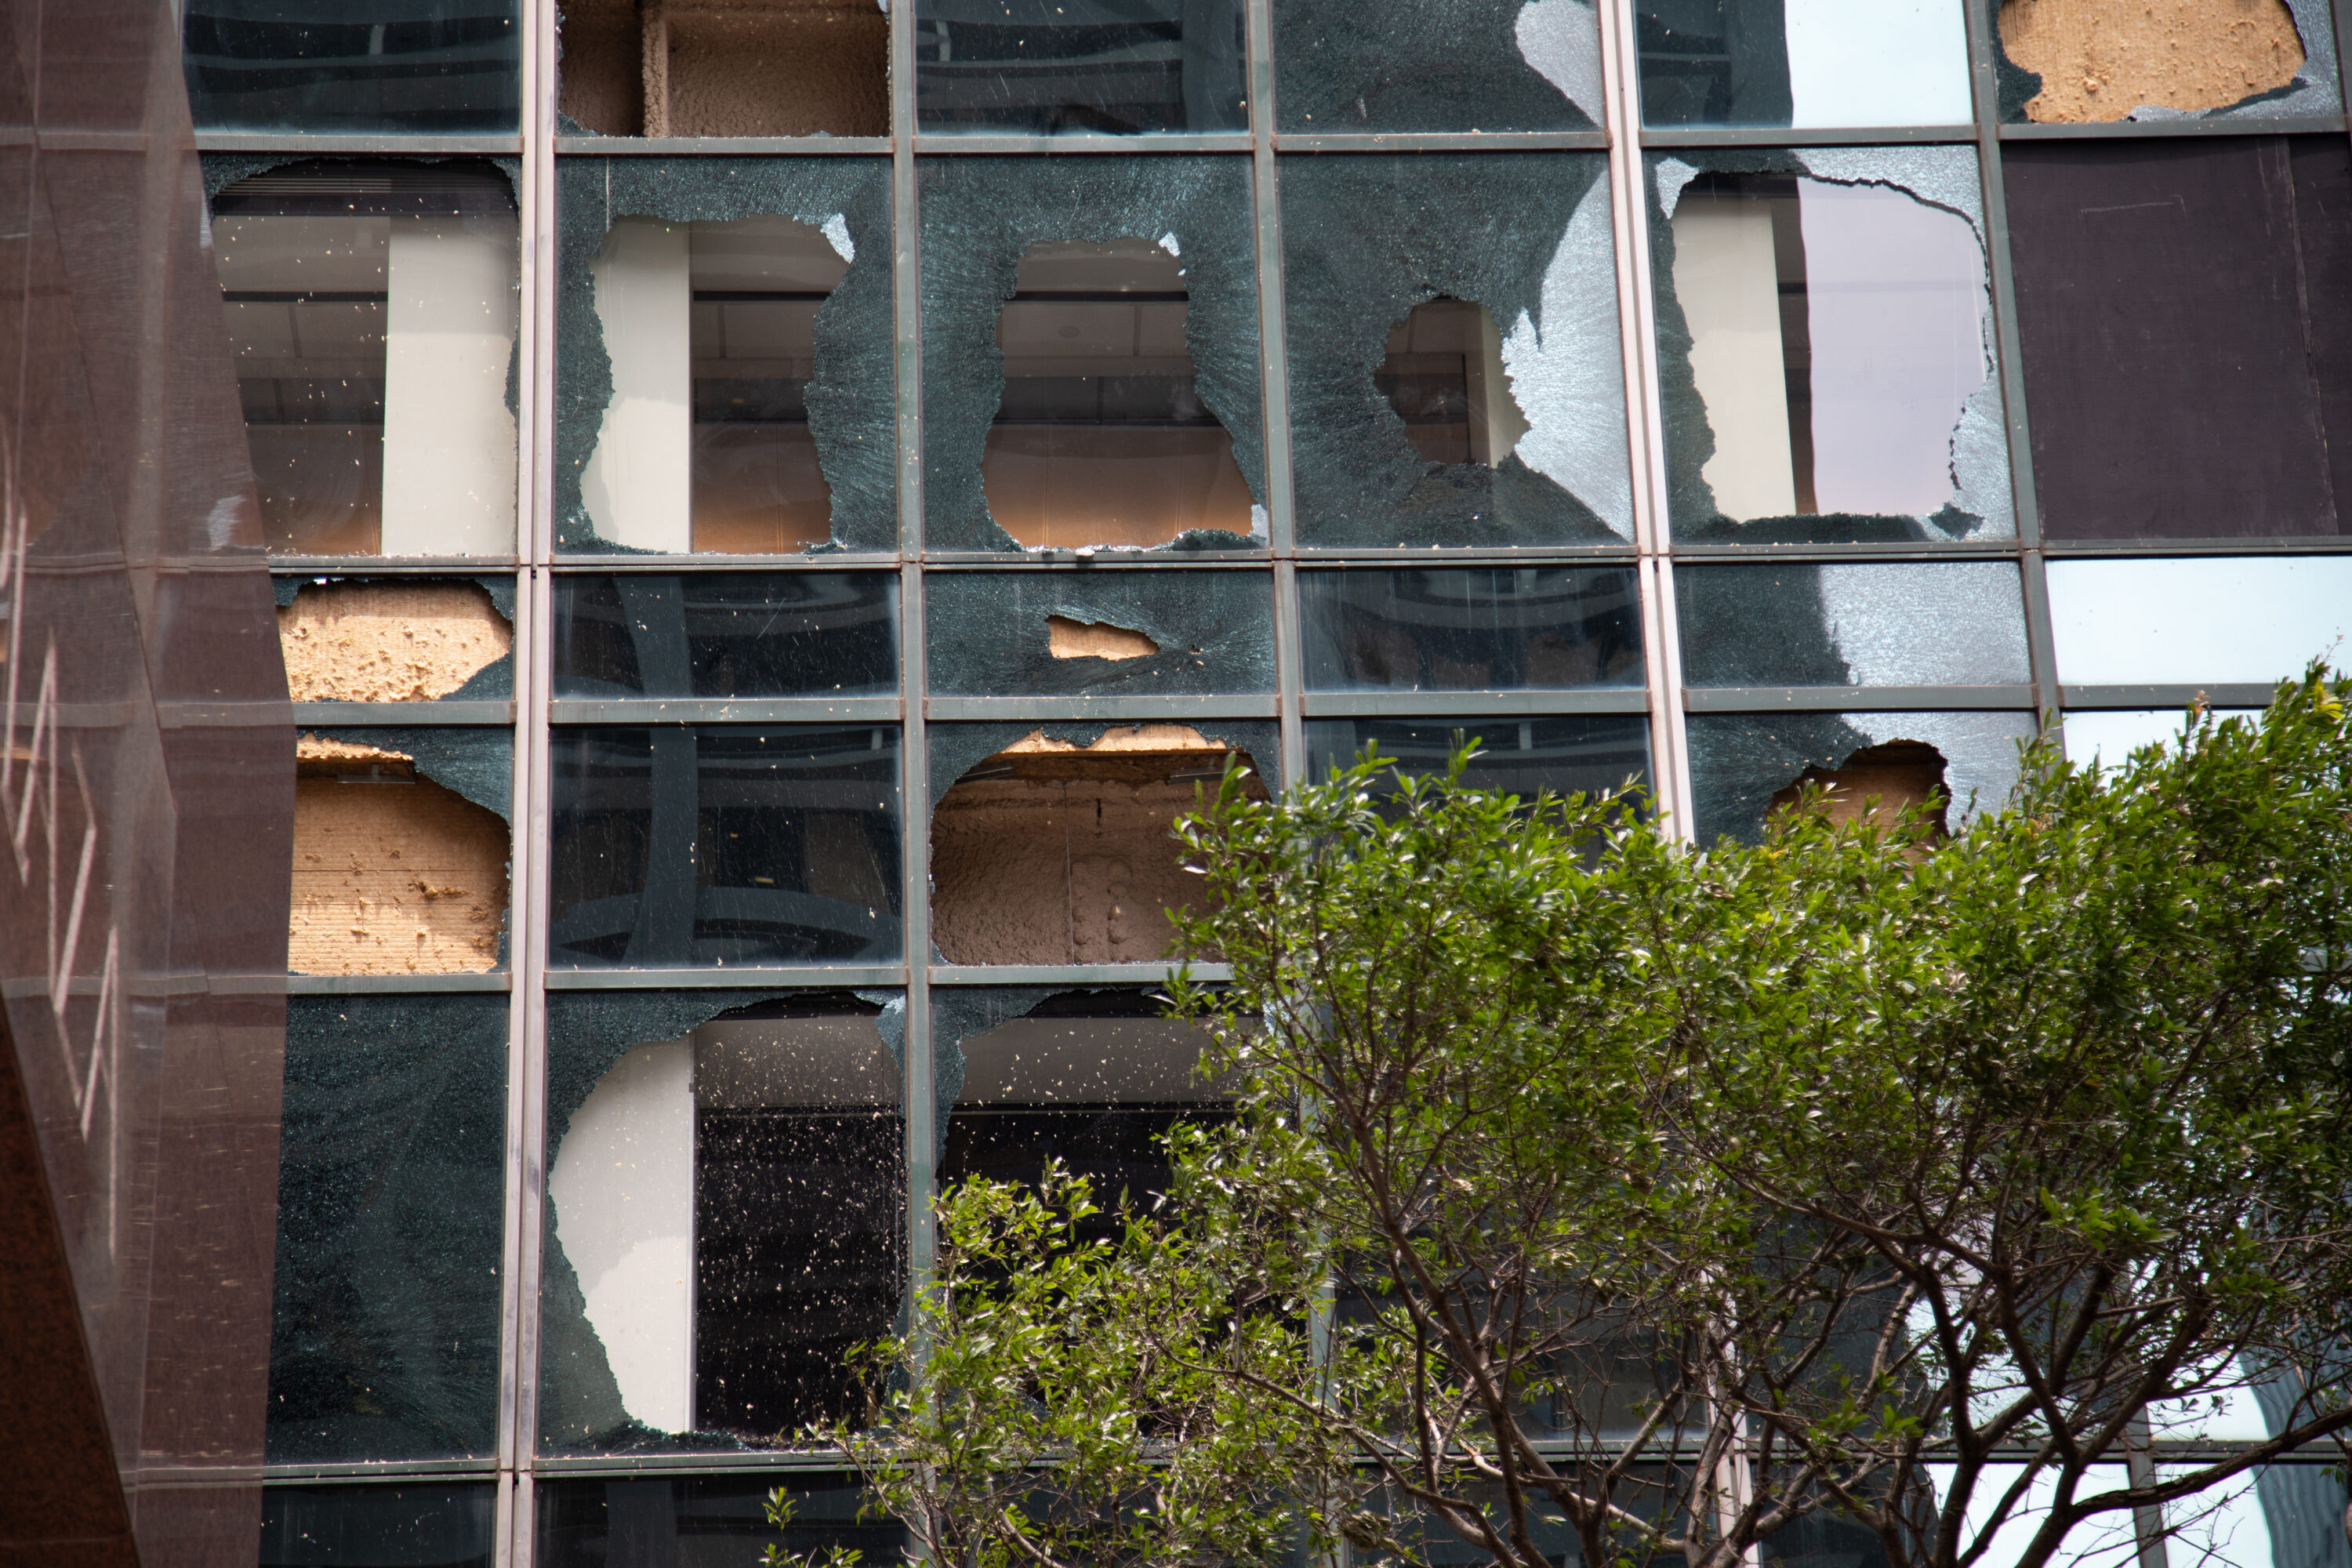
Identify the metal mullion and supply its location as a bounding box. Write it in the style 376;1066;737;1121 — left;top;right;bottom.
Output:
911;133;1254;154
1998;116;2348;140
556;135;894;155
1274;132;1610;152
550;552;904;570
1245;0;1305;788
196;132;525;154
1642;125;1976;147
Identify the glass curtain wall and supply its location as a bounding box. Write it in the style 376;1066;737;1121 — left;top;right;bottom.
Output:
211;0;2352;1559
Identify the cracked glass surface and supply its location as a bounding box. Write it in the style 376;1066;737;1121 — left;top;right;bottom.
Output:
1274;0;1601;132
1635;0;1971;129
1686;710;2035;844
925;569;1273;696
1677;561;2028;688
915;0;1246;133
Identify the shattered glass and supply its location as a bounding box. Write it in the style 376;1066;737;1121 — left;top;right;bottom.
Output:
557;158;895;554
1281;153;1630;547
537;1472;904;1566
1274;0;1602;132
915;0;1247;133
1686;710;2034;844
547;725;902;967
1994;0;2342;125
1676;561;2029;687
927;719;1280;807
920;156;1264;553
553;572;898;697
1305;716;1650;800
1649;148;2012;545
924;569;1274;695
1301;567;1643;691
274;572;518;702
1636;0;1972;129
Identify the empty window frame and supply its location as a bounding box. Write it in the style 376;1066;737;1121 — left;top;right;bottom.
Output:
1634;0;1971;129
553;572;898;697
547;725;902;967
924;569;1275;697
1300;567;1644;691
211;161;520;557
1675;562;2029;690
1684;711;2034;845
184;0;521;134
543;1001;904;1444
555;0;887;138
918;156;1265;552
914;0;1247;135
1994;0;2339;125
1272;0;1602;132
2005;137;2352;542
277;574;517;704
1302;716;1651;800
1651;149;2009;544
556;158;896;555
1279;152;1631;546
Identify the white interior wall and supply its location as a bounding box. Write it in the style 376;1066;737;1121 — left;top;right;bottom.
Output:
583;217;695;552
1673;199;1795;521
379;216;519;554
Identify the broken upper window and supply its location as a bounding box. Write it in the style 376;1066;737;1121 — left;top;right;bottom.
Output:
1653;151;2009;544
183;0;520;132
1273;0;1602;132
1635;0;1972;128
557;0;887;136
1996;0;2339;123
1280;153;1630;546
548;726;902;967
1686;711;2032;844
554;573;898;697
2045;557;2352;691
1675;562;2029;689
278;577;515;703
1301;568;1643;691
544;1003;903;1445
920;157;1264;551
213;162;519;557
1304;717;1650;801
924;570;1274;697
2006;138;2352;542
914;0;1247;134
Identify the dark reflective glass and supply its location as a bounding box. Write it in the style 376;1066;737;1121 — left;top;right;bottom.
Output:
262;1483;498;1567
1301;568;1643;692
1273;0;1599;133
538;1474;902;1568
551;573;898;698
1676;561;2027;688
548;726;902;967
185;0;521;133
915;0;1247;134
1305;717;1650;800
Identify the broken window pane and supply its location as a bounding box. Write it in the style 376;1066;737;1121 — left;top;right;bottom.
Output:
1996;0;2339;124
931;727;1267;965
263;1483;499;1568
557;0;887;136
543;1002;903;1445
1273;0;1601;132
538;1474;903;1566
920;157;1264;552
1280;153;1630;546
2045;557;2352;688
549;726;901;967
1635;0;1972;129
2006;138;2352;541
1304;717;1650;799
557;158;895;554
1676;562;2028;688
925;570;1273;695
915;0;1247;134
271;995;507;1461
184;0;520;133
278;575;515;702
553;573;898;697
1686;711;2033;844
213;162;519;557
1652;150;2010;544
1301;567;1643;691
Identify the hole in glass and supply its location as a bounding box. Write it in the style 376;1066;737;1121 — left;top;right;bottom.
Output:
1766;739;1949;838
1374;298;1530;468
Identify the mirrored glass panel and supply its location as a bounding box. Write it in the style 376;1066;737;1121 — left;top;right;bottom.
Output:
552;572;898;698
1997;0;2341;125
213;162;519;557
914;0;1247;134
1301;568;1642;692
262;1483;498;1568
1273;0;1602;132
1636;0;1971;128
185;1;521;133
1676;562;2028;688
539;1473;903;1567
2045;557;2352;688
548;726;902;967
1305;716;1650;799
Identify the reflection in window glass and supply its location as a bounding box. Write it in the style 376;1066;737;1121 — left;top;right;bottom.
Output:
1636;0;1970;128
1676;562;2028;688
538;1473;903;1568
915;0;1247;134
2045;557;2352;688
2061;709;2262;768
584;216;852;554
1301;568;1643;691
546;1006;903;1441
184;0;521;133
1273;0;1601;132
552;573;898;698
262;1483;498;1568
1305;716;1650;800
213;163;519;557
548;726;902;967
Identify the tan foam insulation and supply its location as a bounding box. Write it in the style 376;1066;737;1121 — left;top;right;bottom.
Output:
1769;740;1950;842
560;0;887;137
1047;615;1160;661
1998;0;2305;122
279;581;513;703
931;728;1266;965
292;735;510;975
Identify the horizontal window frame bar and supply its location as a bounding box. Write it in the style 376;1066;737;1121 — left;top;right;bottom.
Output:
197;133;524;154
551;552;904;570
910;132;1254;154
544;966;907;990
287;972;512;994
1297;544;1640;563
930;963;1228;986
1666;541;2025;560
1301;688;1649;716
920;548;1269;566
925;695;1273;720
261;1459;500;1483
2060;684;2283;710
2038;536;2352;555
295;699;516;725
1641;124;1976;147
557;135;891;155
274;555;521;572
1998;115;2349;140
1682;685;2036;712
531;1450;859;1475
550;697;902;724
1273;132;1610;152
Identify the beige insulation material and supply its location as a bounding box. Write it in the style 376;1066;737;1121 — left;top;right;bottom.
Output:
1999;0;2304;122
292;736;510;975
932;728;1266;965
1769;740;1950;842
279;581;513;702
561;0;887;137
1047;616;1160;661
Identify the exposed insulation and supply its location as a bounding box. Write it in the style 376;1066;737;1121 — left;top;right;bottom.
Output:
278;581;514;702
932;728;1263;966
560;0;887;137
292;736;510;975
1047;615;1160;661
1999;0;2304;122
1768;740;1949;839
